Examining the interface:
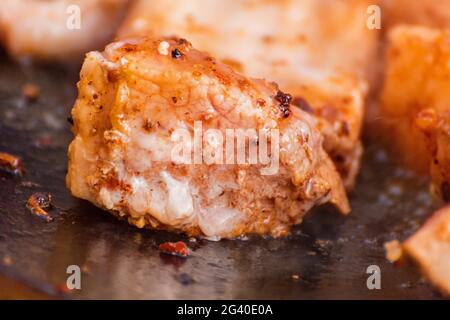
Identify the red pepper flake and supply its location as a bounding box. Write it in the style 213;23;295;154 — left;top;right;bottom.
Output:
0;151;23;176
26;192;53;222
159;241;189;258
275;90;292;118
22;83;40;101
291;274;301;281
171;48;182;59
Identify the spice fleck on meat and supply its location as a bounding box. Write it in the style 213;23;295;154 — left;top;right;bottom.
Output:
22;83;40;101
171;48;182;59
275;90;292;118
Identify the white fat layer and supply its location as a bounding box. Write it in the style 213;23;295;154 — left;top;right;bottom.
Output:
98;187;121;210
199;207;243;238
128;176;150;216
134;132;172;161
89;51;120;71
160;171;194;224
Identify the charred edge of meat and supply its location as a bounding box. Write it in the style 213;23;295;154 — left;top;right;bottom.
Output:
26;192;53;222
275;90;292;118
292;96;313;114
0;152;23;176
67;115;74;126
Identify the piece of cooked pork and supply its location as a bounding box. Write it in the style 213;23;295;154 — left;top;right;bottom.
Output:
66;36;349;239
380;25;450;202
117;0;379;189
0;0;130;61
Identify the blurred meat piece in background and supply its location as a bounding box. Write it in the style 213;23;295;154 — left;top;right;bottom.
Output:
66;36;349;239
380;26;450;201
404;205;450;296
118;0;380;189
0;0;131;61
381;0;450;29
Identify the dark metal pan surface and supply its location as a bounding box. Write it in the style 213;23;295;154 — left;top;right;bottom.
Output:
0;54;444;299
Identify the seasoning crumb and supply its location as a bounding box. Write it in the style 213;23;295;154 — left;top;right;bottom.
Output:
171;48;182;59
384;240;403;263
291;274;301;281
22;83;40;101
158;41;170;56
3;255;12;266
159;241;189;258
0;151;23;176
26;192;53;222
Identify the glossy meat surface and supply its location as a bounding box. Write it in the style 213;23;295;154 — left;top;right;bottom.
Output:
66;36;349;239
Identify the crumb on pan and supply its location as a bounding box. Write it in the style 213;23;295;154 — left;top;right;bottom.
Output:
384;239;403;263
26;192;53;222
22;83;40;101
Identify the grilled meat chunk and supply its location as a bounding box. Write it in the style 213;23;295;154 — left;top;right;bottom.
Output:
380;26;450;201
66;36;349;239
